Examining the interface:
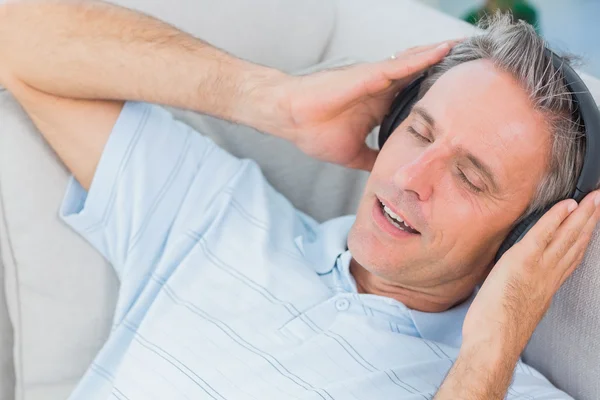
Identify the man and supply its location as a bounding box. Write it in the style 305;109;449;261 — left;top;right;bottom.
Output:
0;1;598;399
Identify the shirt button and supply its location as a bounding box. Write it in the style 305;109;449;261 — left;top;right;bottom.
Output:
335;298;350;311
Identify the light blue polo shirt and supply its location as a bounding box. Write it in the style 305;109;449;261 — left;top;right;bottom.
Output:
60;102;572;399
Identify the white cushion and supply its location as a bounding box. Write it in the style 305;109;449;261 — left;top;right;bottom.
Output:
0;90;120;400
324;0;478;62
106;0;336;72
0;250;15;400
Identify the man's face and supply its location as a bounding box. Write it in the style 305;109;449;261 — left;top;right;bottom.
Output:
348;59;550;297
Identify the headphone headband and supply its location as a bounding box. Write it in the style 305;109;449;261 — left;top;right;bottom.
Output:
553;50;600;201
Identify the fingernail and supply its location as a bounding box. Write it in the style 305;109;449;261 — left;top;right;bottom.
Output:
436;43;450;51
568;200;578;213
595;192;600;207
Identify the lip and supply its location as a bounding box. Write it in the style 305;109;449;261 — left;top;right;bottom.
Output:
372;196;420;239
376;196;419;233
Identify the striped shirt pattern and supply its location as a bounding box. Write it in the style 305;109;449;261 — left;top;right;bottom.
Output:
60;102;572;399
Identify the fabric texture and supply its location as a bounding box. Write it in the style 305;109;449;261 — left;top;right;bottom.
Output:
0;87;15;400
0;88;15;397
0;241;15;400
0;89;119;400
62;101;571;399
105;0;336;73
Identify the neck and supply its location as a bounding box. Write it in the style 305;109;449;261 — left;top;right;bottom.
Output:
349;258;482;313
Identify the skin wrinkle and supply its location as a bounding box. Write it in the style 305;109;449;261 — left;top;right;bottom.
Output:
414;105;500;195
348;59;551;313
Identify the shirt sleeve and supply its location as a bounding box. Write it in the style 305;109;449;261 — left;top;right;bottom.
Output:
59;101;244;280
507;361;574;399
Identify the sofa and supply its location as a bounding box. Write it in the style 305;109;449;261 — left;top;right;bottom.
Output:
0;0;599;399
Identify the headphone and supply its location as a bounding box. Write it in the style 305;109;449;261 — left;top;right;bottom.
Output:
377;49;600;262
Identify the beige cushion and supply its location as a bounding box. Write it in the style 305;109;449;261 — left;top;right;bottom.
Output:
0;88;15;400
0;90;120;400
107;0;335;73
0;249;15;400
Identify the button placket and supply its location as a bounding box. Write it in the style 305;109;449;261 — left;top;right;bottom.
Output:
335;298;350;311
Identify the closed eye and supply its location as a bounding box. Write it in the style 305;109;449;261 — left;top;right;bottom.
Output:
458;169;483;193
407;126;431;143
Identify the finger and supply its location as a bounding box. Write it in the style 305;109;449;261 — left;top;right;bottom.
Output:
383;43;451;81
379;40;463;96
545;191;600;263
557;207;600;286
394;38;464;58
360;42;456;97
520;198;578;253
345;145;379;172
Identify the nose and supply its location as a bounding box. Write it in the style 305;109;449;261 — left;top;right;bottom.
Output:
393;148;445;202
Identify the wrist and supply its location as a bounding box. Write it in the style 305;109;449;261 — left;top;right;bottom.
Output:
461;334;521;369
436;341;518;400
230;60;293;140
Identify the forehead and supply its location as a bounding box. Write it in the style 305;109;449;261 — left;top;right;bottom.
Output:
417;59;550;196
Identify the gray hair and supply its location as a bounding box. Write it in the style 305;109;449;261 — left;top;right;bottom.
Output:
418;12;586;224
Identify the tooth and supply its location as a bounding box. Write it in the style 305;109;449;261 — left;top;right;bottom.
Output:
384;205;403;223
384;212;406;231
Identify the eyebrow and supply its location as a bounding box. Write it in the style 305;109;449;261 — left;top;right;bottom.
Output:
412;105;500;193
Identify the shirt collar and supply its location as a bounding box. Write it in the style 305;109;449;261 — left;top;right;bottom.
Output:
297;215;473;349
338;245;473;348
408;292;475;348
295;215;355;275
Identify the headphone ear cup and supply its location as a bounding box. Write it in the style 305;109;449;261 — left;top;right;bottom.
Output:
378;75;426;149
495;212;543;263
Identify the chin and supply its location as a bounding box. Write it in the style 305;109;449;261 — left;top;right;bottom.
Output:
347;220;397;276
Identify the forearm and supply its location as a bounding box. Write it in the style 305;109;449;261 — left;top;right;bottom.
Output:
0;0;288;134
435;341;519;400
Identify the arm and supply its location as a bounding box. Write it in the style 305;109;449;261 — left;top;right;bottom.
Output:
0;0;287;189
0;0;453;189
435;194;600;399
0;0;283;132
435;341;518;399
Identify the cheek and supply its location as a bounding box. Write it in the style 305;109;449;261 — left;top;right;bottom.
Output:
435;193;481;234
431;187;514;262
431;183;474;233
428;176;499;253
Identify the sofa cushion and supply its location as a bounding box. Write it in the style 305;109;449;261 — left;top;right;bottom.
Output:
107;0;336;73
0;90;120;400
0;249;15;400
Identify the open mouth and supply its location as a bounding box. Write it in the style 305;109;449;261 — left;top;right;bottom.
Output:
377;199;420;235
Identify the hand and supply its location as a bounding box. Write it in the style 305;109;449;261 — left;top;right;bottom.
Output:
272;41;456;171
462;191;600;360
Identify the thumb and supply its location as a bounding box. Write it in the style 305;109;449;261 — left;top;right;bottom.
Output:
346;144;379;171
